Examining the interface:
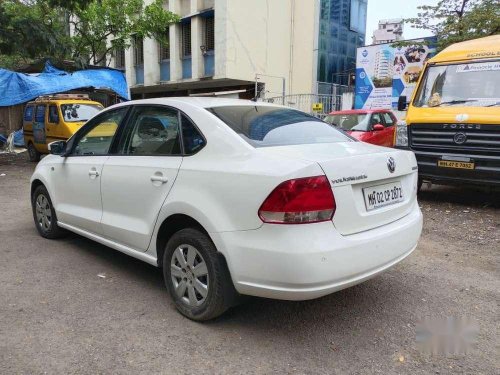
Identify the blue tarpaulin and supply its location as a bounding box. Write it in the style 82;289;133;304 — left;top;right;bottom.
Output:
0;61;129;107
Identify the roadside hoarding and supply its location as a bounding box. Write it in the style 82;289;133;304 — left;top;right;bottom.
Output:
355;38;436;110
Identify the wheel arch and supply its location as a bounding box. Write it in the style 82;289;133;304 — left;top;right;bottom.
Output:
31;178;46;198
156;213;212;268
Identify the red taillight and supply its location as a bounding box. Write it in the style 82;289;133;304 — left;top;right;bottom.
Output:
258;176;336;224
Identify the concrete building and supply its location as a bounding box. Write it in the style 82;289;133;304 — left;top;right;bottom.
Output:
372;19;404;45
110;0;367;100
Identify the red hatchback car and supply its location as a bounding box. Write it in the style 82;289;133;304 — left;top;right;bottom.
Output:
324;109;398;147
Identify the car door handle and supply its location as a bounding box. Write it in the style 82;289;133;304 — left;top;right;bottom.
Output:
150;175;168;183
89;169;100;177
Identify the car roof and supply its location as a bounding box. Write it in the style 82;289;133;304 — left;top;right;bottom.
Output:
109;97;283;110
328;109;393;115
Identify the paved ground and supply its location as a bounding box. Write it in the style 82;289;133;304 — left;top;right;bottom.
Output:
0;152;499;375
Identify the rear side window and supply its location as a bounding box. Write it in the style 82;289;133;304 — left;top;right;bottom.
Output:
35;105;46;123
24;106;34;121
207;106;350;147
48;105;59;124
181;114;205;155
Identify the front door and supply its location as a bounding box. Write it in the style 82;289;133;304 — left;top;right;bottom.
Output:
51;108;128;234
100;105;183;251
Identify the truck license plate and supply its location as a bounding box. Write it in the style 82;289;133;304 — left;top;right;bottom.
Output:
438;160;475;169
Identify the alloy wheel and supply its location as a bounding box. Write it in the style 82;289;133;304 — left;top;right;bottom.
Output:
170;244;209;307
35;194;52;232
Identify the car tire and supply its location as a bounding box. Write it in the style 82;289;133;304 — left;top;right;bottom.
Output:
163;228;236;321
31;185;66;239
27;142;41;162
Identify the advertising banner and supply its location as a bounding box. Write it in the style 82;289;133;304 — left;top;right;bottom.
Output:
355;38;436;109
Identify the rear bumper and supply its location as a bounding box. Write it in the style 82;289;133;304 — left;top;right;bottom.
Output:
211;202;422;300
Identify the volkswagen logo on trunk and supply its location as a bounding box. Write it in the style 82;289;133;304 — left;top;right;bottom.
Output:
387;157;396;173
453;132;467;145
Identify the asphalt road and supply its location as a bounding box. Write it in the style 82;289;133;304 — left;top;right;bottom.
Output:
1;153;499;375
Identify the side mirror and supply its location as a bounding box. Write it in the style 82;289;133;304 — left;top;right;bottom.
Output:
48;140;67;156
373;124;384;131
397;95;408;111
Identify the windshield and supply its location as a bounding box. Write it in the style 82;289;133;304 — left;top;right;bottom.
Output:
324;114;370;131
207;106;351;147
413;61;500;108
61;103;103;122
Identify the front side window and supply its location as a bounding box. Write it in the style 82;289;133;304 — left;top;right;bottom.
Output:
72;108;127;156
413;61;500;108
370;113;383;128
61;103;103;123
382;113;395;127
208;106;351;147
48;105;59;124
118;106;181;156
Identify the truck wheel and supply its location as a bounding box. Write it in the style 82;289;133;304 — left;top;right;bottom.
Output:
27;142;41;162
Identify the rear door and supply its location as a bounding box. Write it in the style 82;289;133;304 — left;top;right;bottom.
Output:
100;105;183;251
33;104;48;152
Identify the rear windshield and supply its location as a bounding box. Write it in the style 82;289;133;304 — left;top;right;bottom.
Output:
207;105;350;147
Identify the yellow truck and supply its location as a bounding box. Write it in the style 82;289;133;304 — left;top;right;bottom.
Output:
23;94;103;161
395;35;500;188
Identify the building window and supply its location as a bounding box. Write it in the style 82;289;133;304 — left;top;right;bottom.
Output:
350;0;367;34
133;35;144;66
204;16;215;52
159;31;170;61
181;22;191;57
114;47;125;69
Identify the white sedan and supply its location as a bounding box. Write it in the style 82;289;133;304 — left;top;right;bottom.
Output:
30;98;422;320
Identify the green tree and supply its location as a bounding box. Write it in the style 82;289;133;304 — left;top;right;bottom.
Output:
0;0;179;69
0;0;70;70
405;0;500;51
69;0;179;66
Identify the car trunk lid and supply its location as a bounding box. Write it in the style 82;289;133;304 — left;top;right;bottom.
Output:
257;142;419;235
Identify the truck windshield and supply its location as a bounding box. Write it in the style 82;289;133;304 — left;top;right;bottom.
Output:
413;61;500;108
61;103;103;122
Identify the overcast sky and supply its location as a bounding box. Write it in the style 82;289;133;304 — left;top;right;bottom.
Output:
365;0;439;43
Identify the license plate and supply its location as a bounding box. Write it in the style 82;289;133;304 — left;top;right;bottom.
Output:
363;182;404;211
438;160;475;169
